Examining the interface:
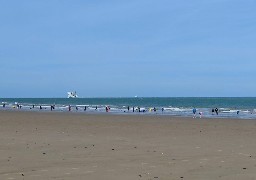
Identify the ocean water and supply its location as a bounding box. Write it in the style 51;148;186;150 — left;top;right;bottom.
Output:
1;97;256;119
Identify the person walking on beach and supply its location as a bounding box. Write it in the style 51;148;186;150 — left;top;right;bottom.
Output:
193;108;197;118
215;108;219;115
84;106;87;111
127;106;130;112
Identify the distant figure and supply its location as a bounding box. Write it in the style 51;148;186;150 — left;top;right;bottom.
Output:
193;108;197;118
138;107;140;112
153;107;156;112
212;108;215;115
215;108;219;115
32;105;35;108
106;106;110;112
40;105;42;110
68;105;71;111
95;106;98;110
3;103;5;108
162;107;164;113
237;110;240;115
133;106;134;112
199;112;203;118
128;106;130;112
84;106;87;111
76;106;78;111
51;105;53;111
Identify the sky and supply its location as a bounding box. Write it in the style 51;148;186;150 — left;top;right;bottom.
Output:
0;0;256;98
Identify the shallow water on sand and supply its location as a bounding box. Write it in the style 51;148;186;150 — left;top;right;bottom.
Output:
1;97;256;119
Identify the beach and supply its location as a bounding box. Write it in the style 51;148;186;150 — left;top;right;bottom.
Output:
1;111;256;180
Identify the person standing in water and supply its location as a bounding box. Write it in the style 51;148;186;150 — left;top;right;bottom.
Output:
199;111;203;118
212;108;215;115
215;108;219;115
193;108;197;118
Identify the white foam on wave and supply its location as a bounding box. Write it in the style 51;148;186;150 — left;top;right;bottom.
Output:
164;107;190;112
222;110;237;113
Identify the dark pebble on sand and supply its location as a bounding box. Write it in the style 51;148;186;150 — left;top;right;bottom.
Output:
180;177;184;179
139;174;142;177
154;177;158;178
112;149;115;150
43;153;46;155
243;167;247;170
22;174;24;176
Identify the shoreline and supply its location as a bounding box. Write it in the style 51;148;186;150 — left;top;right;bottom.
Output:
1;108;256;120
1;97;256;119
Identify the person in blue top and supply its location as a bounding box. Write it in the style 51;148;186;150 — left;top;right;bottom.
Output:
193;108;197;118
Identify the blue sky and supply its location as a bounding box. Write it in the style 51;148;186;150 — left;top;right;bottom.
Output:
0;0;256;97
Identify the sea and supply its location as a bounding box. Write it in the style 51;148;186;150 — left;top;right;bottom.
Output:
1;97;256;119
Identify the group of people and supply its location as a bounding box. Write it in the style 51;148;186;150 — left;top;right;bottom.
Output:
193;108;201;118
193;107;219;118
211;108;219;115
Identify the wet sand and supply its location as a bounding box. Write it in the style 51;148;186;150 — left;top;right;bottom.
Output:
1;111;256;180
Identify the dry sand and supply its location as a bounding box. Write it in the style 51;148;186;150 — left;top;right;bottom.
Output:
1;111;256;180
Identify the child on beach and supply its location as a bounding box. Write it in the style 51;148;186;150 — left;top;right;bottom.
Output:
199;112;203;118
